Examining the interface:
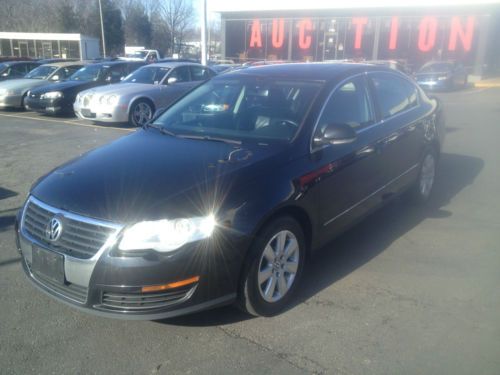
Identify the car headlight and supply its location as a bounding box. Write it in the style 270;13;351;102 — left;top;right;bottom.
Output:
0;88;15;96
41;91;63;99
99;94;119;106
118;215;216;253
437;76;448;81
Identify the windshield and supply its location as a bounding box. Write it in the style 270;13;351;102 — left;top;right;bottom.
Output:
419;62;453;73
70;65;108;81
125;51;148;58
152;77;322;142
122;66;169;84
25;65;58;79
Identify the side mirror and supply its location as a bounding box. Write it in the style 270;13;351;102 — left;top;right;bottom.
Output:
314;123;357;146
50;74;60;81
167;77;177;85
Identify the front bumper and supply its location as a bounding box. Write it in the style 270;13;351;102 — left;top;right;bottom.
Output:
73;101;129;123
0;94;23;108
25;96;71;115
16;198;242;319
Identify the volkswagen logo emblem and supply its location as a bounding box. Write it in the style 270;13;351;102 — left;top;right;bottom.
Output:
45;216;63;242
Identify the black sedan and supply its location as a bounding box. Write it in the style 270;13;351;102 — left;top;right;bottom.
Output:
415;61;468;91
25;61;144;115
0;61;41;81
16;63;444;319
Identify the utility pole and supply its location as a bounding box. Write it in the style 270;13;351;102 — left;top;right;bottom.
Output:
98;0;107;57
201;0;207;65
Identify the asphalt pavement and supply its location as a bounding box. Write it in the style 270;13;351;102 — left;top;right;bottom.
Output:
0;88;499;374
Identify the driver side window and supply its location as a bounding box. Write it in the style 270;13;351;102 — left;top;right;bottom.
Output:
315;75;374;139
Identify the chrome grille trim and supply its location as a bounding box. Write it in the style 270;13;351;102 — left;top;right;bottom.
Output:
21;196;123;260
99;286;197;312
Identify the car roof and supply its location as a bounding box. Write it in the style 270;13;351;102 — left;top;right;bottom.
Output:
220;62;392;82
40;61;87;68
85;60;141;68
146;62;206;68
2;60;36;66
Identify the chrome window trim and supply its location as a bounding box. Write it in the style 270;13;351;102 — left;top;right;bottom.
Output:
310;70;422;153
323;163;419;227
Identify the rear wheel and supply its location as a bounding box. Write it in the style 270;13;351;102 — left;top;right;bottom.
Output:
129;100;153;127
407;149;437;204
238;216;306;316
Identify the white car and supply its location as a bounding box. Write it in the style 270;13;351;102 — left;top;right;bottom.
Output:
74;62;216;126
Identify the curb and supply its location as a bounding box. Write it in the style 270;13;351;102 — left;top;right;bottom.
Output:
474;82;500;88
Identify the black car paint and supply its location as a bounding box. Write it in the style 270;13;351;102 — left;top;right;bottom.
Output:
17;64;443;318
25;61;144;115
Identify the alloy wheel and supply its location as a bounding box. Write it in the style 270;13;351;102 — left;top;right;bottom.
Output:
257;230;300;303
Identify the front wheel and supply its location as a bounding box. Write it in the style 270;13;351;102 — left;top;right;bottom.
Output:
129;100;153;127
238;216;306;316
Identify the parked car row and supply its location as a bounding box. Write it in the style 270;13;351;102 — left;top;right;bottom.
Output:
0;59;216;126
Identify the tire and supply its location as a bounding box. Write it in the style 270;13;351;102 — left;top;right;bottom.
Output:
129;99;154;127
407;148;437;204
21;93;28;111
238;216;306;317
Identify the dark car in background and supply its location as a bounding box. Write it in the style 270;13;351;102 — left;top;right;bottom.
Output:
0;61;41;81
415;61;468;90
25;61;144;116
0;61;85;109
16;63;444;319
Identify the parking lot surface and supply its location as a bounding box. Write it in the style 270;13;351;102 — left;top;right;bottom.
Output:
1;88;499;374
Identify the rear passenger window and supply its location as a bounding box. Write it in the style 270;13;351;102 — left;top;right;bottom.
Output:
169;66;190;82
315;75;374;138
371;73;418;119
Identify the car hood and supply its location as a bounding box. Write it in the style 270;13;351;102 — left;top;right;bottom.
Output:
0;78;49;92
30;80;98;94
31;129;285;224
81;82;157;97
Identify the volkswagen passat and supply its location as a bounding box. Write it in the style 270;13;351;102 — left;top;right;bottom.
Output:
73;62;215;127
16;63;444;319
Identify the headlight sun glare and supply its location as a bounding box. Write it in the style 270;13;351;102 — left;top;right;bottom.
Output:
118;215;216;253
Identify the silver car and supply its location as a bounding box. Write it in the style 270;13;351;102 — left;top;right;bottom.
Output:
0;61;84;109
74;62;216;126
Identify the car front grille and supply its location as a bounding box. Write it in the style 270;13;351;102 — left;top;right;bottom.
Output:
100;286;196;312
22;197;120;260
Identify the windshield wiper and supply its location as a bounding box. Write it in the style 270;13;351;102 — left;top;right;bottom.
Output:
177;134;242;145
143;122;177;137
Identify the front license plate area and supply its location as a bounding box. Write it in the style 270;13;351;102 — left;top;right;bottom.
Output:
81;108;96;118
32;246;65;284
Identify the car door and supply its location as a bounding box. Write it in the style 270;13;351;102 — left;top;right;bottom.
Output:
367;72;425;195
157;65;194;108
312;74;386;243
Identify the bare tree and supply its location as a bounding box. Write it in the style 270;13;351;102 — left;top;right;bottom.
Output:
158;0;195;55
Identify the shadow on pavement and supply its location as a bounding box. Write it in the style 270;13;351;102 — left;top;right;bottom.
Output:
159;152;484;326
0;187;18;200
0;258;21;267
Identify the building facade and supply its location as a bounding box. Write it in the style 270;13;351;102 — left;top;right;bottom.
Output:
0;32;100;60
218;2;500;76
